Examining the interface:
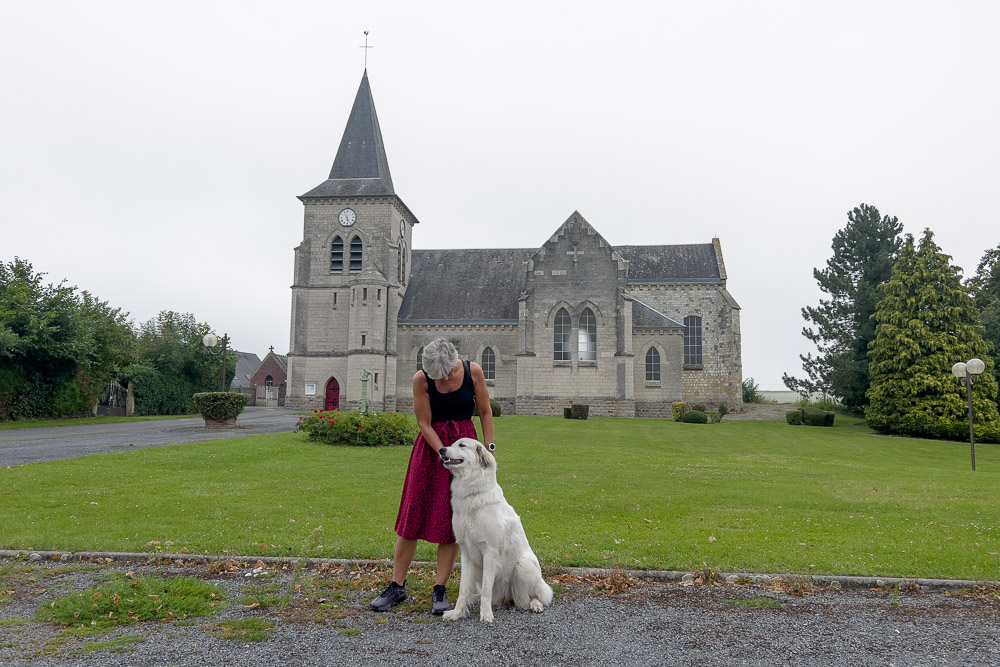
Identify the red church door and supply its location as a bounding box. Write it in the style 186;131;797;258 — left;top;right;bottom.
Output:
325;378;340;411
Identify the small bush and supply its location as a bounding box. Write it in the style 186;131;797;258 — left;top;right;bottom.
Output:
680;410;708;424
192;392;249;423
50;375;95;418
718;404;729;420
564;407;573;419
690;402;707;413
671;402;688;421
297;410;418;446
570;404;590;420
708;409;720;423
490;398;501;417
786;410;803;425
742;377;763;404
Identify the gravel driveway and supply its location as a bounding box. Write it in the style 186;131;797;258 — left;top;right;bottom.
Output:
2;556;999;666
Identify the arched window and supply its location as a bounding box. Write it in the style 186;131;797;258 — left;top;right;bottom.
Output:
401;243;406;285
265;375;274;387
416;347;423;372
481;347;496;380
553;308;571;361
578;308;596;361
330;236;344;271
349;236;363;271
645;348;660;381
397;245;402;283
684;316;702;366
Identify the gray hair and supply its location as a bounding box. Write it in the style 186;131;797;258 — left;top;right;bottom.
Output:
422;338;458;380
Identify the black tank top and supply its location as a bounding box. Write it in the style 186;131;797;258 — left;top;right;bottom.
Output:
424;359;475;422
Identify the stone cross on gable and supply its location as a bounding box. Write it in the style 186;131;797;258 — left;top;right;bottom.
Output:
269;346;275;353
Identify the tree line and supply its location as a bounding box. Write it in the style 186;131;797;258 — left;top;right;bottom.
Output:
784;204;1000;440
0;258;237;421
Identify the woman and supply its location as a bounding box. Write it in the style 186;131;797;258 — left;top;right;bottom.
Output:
369;338;495;614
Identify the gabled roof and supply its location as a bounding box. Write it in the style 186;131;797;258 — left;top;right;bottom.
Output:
617;244;721;282
230;351;261;389
632;299;683;330
398;249;531;322
300;71;395;199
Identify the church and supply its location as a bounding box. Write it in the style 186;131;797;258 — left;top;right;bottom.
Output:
285;72;743;417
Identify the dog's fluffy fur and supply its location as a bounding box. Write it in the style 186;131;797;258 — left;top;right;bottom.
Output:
439;437;553;623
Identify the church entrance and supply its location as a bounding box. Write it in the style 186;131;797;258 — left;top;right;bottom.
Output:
325;378;340;411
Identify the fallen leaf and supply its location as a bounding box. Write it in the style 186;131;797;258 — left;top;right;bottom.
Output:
245;603;261;610
708;536;716;543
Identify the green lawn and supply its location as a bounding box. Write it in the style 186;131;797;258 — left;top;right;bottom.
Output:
2;415;999;581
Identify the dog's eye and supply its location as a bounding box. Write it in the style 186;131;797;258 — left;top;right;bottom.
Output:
458;443;466;447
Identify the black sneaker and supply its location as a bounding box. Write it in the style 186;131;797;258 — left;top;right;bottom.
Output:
370;580;407;611
431;584;451;615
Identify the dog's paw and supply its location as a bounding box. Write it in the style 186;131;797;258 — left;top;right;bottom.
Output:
479;609;494;623
529;599;544;613
442;609;460;622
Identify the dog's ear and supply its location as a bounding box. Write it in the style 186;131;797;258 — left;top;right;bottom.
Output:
476;441;494;470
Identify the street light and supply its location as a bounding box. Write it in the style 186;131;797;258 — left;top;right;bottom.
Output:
202;332;230;392
952;358;986;471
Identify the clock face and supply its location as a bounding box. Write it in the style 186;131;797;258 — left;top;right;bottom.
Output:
399;220;406;238
339;208;356;226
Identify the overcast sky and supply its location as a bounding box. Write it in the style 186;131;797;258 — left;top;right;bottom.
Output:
2;1;997;389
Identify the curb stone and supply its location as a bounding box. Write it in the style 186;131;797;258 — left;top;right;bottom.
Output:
2;549;993;594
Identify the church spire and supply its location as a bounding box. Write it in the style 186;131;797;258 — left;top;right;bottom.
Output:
300;71;395;198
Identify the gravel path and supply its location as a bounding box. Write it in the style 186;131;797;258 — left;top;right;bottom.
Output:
2;557;999;666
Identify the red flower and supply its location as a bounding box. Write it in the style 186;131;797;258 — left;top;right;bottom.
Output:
358;426;363;431
314;409;318;413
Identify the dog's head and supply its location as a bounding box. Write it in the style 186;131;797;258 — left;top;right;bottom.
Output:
439;437;494;473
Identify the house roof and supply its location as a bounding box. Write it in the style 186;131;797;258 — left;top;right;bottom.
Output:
398;248;531;322
300;71;395;199
632;300;683;329
230;351;261;389
617;244;721;282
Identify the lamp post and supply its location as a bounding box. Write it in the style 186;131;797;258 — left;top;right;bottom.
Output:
951;358;986;471
202;332;230;392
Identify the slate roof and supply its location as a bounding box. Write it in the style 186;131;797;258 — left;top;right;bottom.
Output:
230;351;261;390
617;244;721;282
398;249;532;322
300;71;395;199
632;300;683;329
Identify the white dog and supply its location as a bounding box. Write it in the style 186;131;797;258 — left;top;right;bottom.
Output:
439;437;553;623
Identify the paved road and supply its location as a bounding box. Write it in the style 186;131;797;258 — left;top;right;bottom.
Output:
0;407;302;466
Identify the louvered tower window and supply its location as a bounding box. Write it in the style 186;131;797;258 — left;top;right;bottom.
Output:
349;236;363;271
330;236;344;271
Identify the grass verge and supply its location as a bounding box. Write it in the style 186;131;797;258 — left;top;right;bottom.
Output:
0;414;197;431
2;415;1000;580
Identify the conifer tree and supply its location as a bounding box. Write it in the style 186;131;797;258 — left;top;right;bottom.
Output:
783;204;902;409
967;244;1000;405
866;230;999;439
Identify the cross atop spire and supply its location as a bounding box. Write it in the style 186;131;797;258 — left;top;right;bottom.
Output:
359;30;372;69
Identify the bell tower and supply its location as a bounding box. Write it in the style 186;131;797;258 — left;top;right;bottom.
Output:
286;70;419;411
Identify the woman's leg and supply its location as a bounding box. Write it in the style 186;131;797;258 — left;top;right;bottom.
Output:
393;537;418;585
435;542;459;585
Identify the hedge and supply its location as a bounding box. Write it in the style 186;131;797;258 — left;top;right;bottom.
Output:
192;392;249;424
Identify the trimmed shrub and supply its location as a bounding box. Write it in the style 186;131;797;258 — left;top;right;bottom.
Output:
192;392;249;425
691;403;707;413
570;404;590;420
563;407;573;419
297;410;418;446
718;404;729;420
490;398;502;417
671;402;688;422
680;410;708;424
801;407;835;427
786;410;803;425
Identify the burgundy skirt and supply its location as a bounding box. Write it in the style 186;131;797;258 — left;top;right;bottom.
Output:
394;419;478;544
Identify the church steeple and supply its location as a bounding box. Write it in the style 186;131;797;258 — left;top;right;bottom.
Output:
300;71;395;198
